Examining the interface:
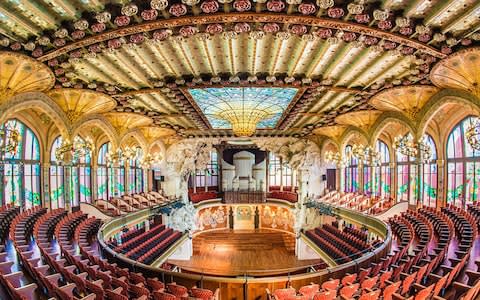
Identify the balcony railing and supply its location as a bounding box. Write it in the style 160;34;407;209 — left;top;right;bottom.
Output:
223;190;266;204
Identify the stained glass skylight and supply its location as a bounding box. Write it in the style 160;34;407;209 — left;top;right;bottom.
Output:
189;87;298;135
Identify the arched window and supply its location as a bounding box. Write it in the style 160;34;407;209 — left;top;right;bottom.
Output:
50;136;65;209
375;140;391;198
422;135;437;207
129;148;144;194
447;116;480;207
396;149;417;203
344;145;358;192
1;119;41;209
97;143;111;200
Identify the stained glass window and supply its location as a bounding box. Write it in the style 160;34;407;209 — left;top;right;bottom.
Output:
50;136;65;209
376;140;391;198
422;135;437;207
129;148;144;194
344;145;358;192
363;165;371;195
396;147;418;204
189;87;298;129
447;117;480;207
1;119;41;209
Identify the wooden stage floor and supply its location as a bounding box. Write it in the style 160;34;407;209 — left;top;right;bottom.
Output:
168;229;323;277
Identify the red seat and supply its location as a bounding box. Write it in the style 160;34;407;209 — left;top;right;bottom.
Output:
313;289;337;300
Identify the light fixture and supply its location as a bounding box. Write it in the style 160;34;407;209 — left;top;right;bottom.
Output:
363;146;380;167
122;146;138;161
140;153;163;168
218;109;271;137
393;133;432;163
325;150;342;165
106;148;122;166
55;136;94;164
466;117;480;151
0;124;21;160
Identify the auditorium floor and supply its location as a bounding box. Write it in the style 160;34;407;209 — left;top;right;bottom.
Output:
167;229;324;277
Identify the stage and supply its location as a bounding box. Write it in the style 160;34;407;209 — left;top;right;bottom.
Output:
168;229;324;276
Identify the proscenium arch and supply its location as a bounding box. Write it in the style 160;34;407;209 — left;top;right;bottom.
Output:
72;114;119;150
416;89;480;138
368;112;417;147
0;92;71;139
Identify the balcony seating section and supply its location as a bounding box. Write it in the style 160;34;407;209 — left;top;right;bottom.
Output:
322;224;371;252
120;226;146;244
0;204;19;242
344;226;368;242
316;191;394;215
124;227;179;261
114;224;166;254
96;191;174;215
467;201;480;228
137;230;183;265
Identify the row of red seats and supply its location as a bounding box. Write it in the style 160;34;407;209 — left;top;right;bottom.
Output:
344;226;368;242
125;227;175;260
314;226;363;258
137;230;183;265
114;224;165;253
268;186;298;192
322;224;370;251
306;229;351;264
120;226;146;244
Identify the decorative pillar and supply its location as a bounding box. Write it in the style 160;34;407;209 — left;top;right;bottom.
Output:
42;163;51;209
143;167;149;192
91;165;98;203
416;154;424;208
358;161;364;194
437;159;445;208
265;151;270;191
390;162;396;202
125;160;131;195
205;169;208;192
0;164;4;206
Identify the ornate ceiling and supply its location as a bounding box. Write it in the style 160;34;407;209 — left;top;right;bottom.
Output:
1;0;480;139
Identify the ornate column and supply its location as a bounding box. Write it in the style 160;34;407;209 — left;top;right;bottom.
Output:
437;159;445;208
390;162;396;202
416;154;424;207
124;160;130;195
358;161;364;194
0;164;4;206
143;167;149;192
42;163;51;209
91;165;98;203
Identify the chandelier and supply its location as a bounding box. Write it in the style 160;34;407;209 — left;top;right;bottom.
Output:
466;117;480;150
140;153;163;168
122;146;138;161
325;150;342;165
0;124;21;160
55;136;94;164
106;149;122;166
393;133;432;163
363;146;380;166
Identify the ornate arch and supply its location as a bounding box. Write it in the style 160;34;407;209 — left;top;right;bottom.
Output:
368;112;416;146
320;138;340;160
148;139;167;163
339;126;369;153
72;114;119;150
0;92;71;139
417;89;480;138
119;129;149;154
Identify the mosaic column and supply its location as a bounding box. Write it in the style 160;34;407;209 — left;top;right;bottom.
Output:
390;162;396;202
91;165;98;204
41;163;51;209
437;159;445;208
358;161;364;194
0;164;4;206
